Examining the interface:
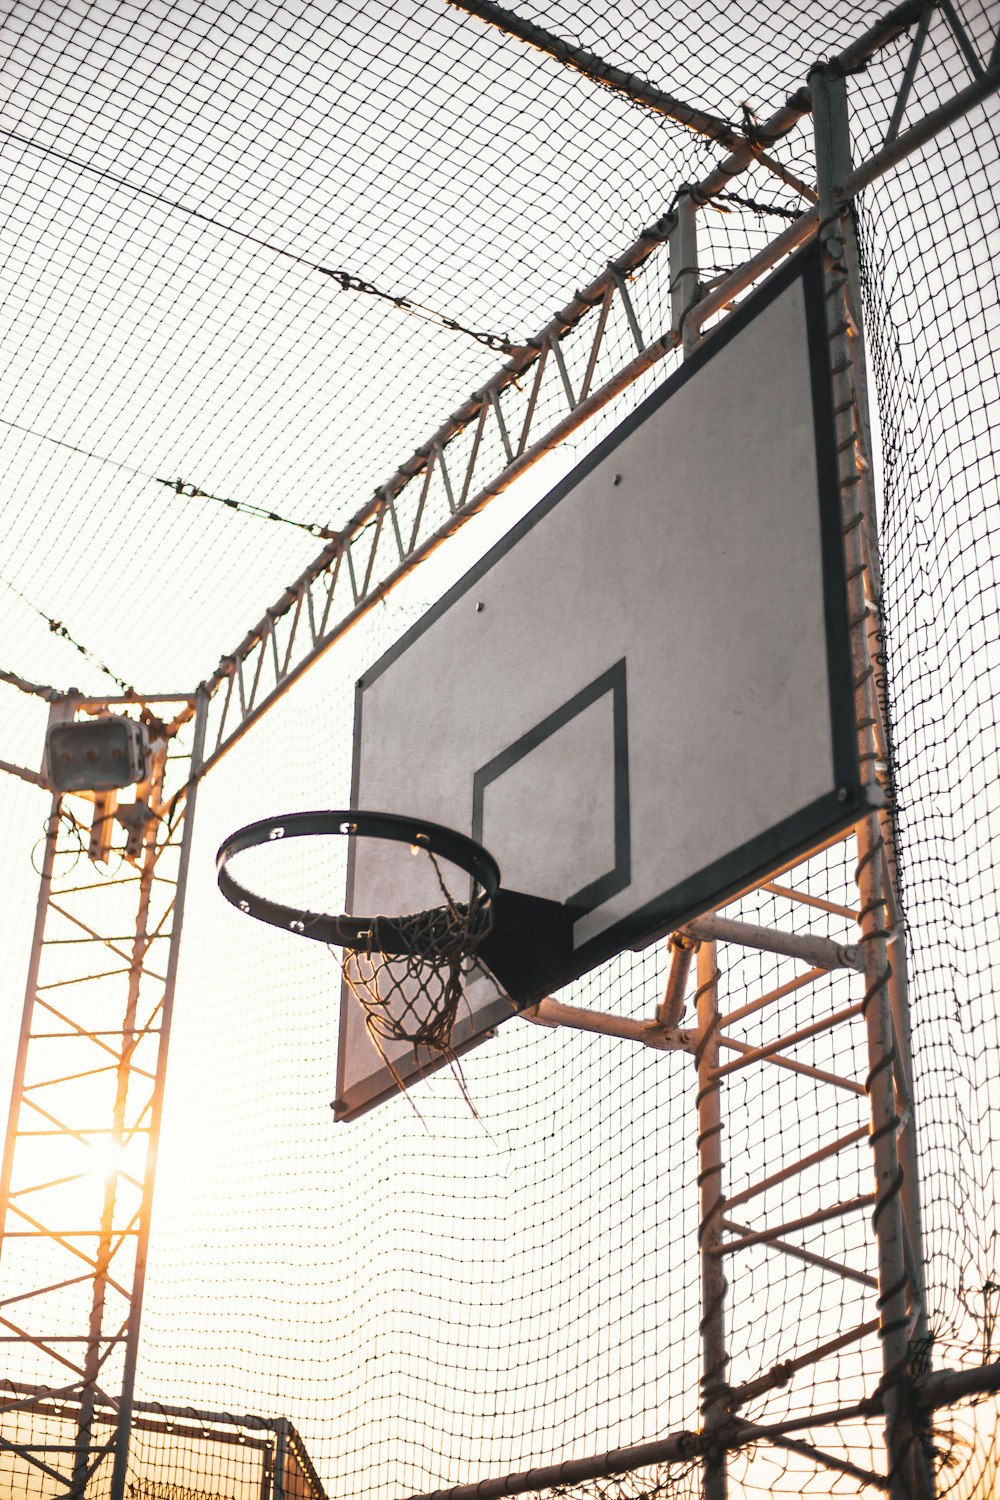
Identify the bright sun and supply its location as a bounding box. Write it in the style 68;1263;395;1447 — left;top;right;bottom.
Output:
83;1139;129;1185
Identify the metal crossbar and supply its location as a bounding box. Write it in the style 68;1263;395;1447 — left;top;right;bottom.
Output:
721;1219;878;1290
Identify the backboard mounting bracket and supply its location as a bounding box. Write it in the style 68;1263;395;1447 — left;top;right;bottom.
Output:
521;996;696;1053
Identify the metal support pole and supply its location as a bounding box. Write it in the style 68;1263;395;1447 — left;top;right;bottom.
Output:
445;0;741;150
669;189;701;356
273;1415;288;1500
659;933;698;1026
73;746;167;1496
109;690;208;1500
674;198;730;1498
520;996;693;1052
812;64;933;1500
694;941;728;1500
838;128;932;1358
884;897;930;1352
0;696;202;1497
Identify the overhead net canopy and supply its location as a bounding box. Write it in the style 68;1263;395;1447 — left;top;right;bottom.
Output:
0;1;998;1498
0;0;870;698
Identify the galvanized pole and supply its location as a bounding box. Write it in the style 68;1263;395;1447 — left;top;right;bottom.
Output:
695;940;728;1500
812;63;933;1500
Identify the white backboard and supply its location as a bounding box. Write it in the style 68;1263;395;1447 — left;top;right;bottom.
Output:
335;247;862;1120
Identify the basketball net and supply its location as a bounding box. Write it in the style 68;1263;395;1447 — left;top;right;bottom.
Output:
338;847;496;1107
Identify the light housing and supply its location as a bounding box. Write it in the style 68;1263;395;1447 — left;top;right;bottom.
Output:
44;716;150;794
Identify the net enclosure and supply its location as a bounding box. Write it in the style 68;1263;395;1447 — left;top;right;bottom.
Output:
0;2;998;1499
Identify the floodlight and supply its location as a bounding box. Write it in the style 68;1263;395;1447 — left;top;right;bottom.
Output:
44;716;150;794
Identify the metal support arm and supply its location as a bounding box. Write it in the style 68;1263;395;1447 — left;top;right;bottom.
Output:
521;997;693;1052
684;913;863;971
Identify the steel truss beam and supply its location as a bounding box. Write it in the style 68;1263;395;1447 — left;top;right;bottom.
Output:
0;694;205;1498
445;0;758;154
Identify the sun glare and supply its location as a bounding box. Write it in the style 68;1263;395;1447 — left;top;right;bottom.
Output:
84;1139;128;1185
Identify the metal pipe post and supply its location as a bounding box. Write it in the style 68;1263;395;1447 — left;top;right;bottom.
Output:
675;193;730;1498
835;103;931;1360
73;744;169;1496
812;64;932;1500
684;912;862;972
669;189;701;355
0;790;60;1254
274;1416;288;1500
109;691;209;1500
883;888;930;1353
659;933;698;1027
695;940;728;1500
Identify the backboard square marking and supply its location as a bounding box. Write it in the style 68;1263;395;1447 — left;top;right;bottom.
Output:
472;659;630;915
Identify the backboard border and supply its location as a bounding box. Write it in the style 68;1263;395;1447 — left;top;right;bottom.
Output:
334;242;863;1119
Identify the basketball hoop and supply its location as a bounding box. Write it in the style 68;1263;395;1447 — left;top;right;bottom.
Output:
217;810;502;1059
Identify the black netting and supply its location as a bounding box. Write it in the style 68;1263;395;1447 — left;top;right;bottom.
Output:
857;93;1000;1498
1;3;999;1498
342;855;495;1060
